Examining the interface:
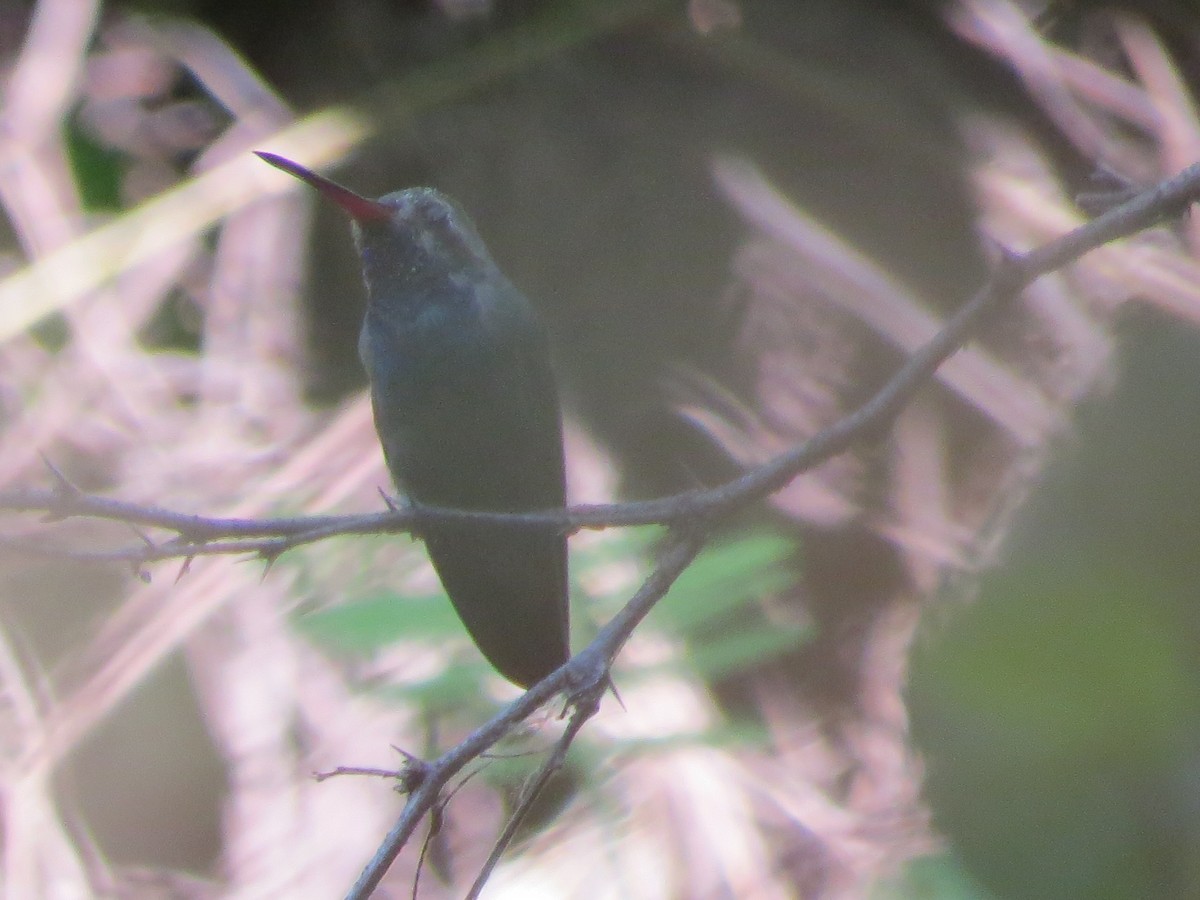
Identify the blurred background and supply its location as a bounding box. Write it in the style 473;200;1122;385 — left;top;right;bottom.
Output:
2;0;1200;897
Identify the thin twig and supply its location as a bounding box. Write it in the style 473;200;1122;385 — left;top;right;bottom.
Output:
464;686;603;900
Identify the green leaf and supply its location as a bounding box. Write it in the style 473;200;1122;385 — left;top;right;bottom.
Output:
379;659;498;711
65;125;123;212
652;532;796;634
872;853;996;900
294;590;459;656
684;621;809;680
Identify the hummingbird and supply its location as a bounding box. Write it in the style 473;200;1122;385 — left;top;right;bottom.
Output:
256;151;569;689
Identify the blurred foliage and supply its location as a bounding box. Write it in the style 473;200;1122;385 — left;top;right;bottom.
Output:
647;530;804;680
295;589;460;659
910;310;1200;900
290;524;804;844
873;852;996;900
65;123;124;212
293;525;804;724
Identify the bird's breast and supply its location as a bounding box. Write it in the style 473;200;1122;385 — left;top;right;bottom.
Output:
360;294;489;392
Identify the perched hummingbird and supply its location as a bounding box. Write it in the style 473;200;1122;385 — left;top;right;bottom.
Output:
256;152;569;689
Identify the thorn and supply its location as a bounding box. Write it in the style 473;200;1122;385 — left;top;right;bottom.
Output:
604;674;626;712
129;524;154;547
130;561;151;584
313;765;403;782
38;455;82;522
562;651;616;713
392;746;432;794
174;556;194;584
258;548;282;580
378;487;401;513
990;240;1020;266
399;494;428;540
40;454;82;497
983;240;1026;291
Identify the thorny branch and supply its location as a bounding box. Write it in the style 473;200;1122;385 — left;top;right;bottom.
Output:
6;165;1200;563
4;161;1200;897
346;531;704;900
464;684;602;900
